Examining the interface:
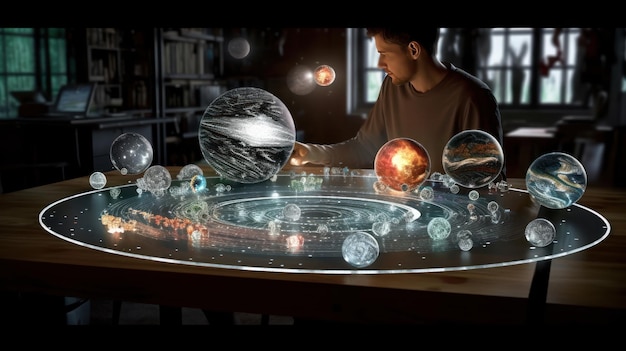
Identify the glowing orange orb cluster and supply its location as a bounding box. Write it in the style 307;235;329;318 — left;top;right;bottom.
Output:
374;138;431;192
313;65;336;86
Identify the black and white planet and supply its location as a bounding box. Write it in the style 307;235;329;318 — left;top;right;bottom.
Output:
198;87;296;184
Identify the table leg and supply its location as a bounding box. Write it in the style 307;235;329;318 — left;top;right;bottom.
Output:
159;305;182;325
527;259;551;323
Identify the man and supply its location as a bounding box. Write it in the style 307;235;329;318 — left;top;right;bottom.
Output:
289;27;505;178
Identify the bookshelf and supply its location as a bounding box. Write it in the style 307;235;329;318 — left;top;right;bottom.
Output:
83;28;123;114
119;29;154;114
158;28;226;115
70;28;156;115
71;27;225;117
153;28;226;165
68;28;226;166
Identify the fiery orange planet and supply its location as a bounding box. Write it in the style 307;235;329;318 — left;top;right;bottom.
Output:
314;65;336;86
374;138;431;192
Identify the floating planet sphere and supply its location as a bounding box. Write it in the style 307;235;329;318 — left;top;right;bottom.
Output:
442;129;504;188
342;231;380;268
286;65;316;95
468;190;480;200
110;132;153;175
89;171;107;189
109;187;121;199
143;165;172;192
374;137;430;192
190;174;207;193
419;185;434;201
487;201;499;213
427;217;451;240
198;87;296;184
456;229;474;251
458;237;474;251
449;184;460;194
525;152;587;209
177;164;204;180
227;37;251;59
372;221;391;236
525;218;556;247
283;203;301;221
313;64;336;86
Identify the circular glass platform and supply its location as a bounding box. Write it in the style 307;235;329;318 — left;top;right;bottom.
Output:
39;169;610;274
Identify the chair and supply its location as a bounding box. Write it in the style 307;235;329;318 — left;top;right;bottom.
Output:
0;161;69;193
554;118;616;186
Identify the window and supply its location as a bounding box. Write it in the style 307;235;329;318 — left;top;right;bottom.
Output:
466;28;583;106
0;28;68;118
348;28;593;116
346;28;386;117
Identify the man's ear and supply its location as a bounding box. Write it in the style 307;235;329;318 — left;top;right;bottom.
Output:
409;41;420;58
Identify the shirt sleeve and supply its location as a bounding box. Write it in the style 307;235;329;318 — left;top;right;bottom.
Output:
307;78;393;169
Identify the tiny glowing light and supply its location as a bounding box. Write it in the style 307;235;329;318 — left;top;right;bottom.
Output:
313;64;336;86
286;234;304;253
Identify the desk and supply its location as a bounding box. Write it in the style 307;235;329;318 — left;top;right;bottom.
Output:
1;165;624;324
0;116;176;192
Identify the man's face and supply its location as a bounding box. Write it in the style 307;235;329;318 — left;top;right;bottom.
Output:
373;34;414;85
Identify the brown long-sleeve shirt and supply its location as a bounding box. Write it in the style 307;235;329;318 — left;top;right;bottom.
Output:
308;63;505;176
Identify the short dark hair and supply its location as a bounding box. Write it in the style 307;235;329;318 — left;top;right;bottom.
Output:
365;27;440;55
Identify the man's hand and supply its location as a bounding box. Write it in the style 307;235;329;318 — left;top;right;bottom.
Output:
289;141;310;166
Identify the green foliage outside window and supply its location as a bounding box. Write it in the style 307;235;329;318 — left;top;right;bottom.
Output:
0;28;67;118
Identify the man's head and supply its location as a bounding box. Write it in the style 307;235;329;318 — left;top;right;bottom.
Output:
365;27;440;56
365;27;441;87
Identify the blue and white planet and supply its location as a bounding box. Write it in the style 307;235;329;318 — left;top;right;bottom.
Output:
525;152;587;209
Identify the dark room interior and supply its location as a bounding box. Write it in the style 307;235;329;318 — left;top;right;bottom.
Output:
0;27;625;327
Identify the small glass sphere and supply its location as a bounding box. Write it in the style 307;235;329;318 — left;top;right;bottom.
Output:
342;231;380;268
89;171;107;189
468;190;480;201
142;165;172;192
313;64;336;86
227;37;251;59
525;218;556;247
427;217;451;240
110;132;153;175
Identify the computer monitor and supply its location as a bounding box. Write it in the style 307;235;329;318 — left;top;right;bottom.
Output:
51;83;96;115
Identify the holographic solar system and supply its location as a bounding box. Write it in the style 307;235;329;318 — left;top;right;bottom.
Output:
40;87;609;274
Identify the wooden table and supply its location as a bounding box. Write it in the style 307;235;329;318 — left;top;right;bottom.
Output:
1;165;625;325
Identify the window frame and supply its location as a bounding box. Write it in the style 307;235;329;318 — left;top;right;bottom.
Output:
0;28;68;119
